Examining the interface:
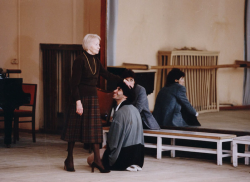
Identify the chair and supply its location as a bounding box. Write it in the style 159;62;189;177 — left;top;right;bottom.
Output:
97;88;114;126
13;83;37;143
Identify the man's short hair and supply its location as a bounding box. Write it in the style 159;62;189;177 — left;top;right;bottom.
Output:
121;69;136;80
165;68;185;86
117;81;135;103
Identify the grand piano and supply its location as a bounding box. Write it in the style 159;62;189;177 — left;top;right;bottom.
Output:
0;69;30;147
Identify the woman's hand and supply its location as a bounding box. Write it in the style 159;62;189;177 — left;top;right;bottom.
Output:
123;79;134;88
76;100;83;116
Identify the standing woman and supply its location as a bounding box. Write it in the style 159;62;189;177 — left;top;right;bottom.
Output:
61;34;132;173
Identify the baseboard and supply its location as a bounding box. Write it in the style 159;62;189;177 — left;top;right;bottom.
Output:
0;128;39;133
0;128;61;134
219;105;250;110
18;128;39;133
39;128;62;134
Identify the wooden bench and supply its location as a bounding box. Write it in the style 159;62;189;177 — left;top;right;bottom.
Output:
232;135;250;167
102;127;236;165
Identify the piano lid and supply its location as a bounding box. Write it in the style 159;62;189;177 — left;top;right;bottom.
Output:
0;78;30;108
107;67;155;95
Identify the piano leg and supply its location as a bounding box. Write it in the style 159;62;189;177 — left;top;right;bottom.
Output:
3;106;15;146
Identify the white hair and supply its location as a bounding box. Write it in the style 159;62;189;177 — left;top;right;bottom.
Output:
82;34;101;50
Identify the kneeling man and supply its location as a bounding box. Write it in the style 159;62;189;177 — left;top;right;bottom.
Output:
88;82;144;171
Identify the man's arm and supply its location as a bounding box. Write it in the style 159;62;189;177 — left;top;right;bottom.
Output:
107;120;123;151
176;86;196;115
134;86;147;113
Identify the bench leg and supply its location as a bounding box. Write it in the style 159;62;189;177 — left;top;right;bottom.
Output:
245;144;249;165
231;141;233;164
157;136;162;159
217;141;222;165
171;138;175;158
232;141;238;167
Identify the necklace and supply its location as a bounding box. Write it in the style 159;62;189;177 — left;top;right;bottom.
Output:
83;52;96;75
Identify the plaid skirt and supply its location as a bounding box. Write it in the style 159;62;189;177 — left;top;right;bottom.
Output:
61;96;103;144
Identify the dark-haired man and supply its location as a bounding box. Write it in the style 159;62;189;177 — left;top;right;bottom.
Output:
102;82;144;171
121;69;160;130
87;82;144;172
153;68;200;127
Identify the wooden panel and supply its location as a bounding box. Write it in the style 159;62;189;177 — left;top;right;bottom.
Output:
103;126;236;140
233;135;250;141
143;129;236;140
42;49;57;132
41;44;83;133
161;145;217;154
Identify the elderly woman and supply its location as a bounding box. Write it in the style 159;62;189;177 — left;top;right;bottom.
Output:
61;34;132;173
153;68;200;127
121;69;160;130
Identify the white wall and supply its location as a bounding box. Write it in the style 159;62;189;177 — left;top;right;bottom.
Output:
116;0;245;110
0;0;19;71
0;0;100;130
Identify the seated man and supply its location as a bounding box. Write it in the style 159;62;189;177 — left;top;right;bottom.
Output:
153;68;200;127
87;82;144;172
121;69;160;130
